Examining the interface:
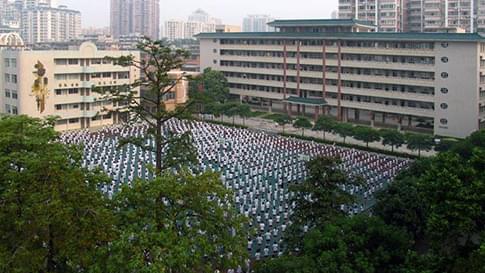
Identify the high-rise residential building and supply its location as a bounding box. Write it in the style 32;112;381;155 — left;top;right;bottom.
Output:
164;20;185;40
197;18;485;138
21;4;81;44
164;19;216;40
189;9;210;23
0;39;140;131
188;8;222;25
1;0;21;33
339;0;485;33
110;0;160;39
338;0;403;32
242;15;275;32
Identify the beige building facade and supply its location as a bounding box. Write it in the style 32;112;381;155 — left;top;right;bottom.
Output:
0;41;140;131
198;19;485;138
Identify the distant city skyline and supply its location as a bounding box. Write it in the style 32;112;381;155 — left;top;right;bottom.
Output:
59;0;338;28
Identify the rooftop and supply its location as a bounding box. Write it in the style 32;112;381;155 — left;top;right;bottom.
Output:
268;19;376;28
196;31;485;42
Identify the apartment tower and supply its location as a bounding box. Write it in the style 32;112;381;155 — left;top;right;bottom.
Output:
110;0;160;39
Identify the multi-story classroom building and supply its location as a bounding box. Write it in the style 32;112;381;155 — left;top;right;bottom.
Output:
197;19;485;138
0;34;140;131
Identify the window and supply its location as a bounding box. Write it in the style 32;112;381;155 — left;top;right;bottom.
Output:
68;59;79;65
4;58;10;67
11;59;16;68
5;89;10;98
4;74;10;83
213;49;218;53
213;60;218;64
440;103;448;109
11;75;17;84
213;39;218;43
441;72;449;78
440;118;448;125
441;42;449;48
69;118;79;124
11;92;17;99
441;57;449;63
440;88;449;94
11;106;17;115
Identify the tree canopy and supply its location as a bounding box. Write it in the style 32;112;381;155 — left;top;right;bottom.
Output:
0;116;115;273
98;170;249;273
293;117;313;136
94;38;195;174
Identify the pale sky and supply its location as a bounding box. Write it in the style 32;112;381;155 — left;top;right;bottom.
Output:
59;0;338;28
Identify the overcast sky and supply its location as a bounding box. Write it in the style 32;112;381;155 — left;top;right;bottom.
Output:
59;0;338;28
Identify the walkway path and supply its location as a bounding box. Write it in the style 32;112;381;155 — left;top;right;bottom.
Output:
208;115;436;157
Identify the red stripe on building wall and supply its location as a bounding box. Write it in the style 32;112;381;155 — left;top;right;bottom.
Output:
296;40;301;97
283;41;287;100
337;40;342;121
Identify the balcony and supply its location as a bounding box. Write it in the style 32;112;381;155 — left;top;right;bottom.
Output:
325;98;435;118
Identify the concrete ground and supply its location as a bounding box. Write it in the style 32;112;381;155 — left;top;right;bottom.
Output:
207;115;436;157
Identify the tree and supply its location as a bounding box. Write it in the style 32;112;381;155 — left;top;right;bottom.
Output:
0;116;115;273
293;117;313;137
100;170;249;273
417;151;485;262
94;38;194;175
189;67;230;104
301;216;412;273
224;102;241;125
380;129;406;152
374;159;432;241
286;156;363;249
405;133;434;157
274;114;293;134
313;116;336;141
451;130;485;159
254;256;317;273
255;216;412;273
237;104;252;126
353;126;381;148
333;122;354;144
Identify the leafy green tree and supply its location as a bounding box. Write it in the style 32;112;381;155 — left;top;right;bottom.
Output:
380;129;406;152
256;216;412;273
274;114;293;134
94;38;194;175
189;67;230;104
313;115;336;140
405;133;434;157
293;117;313;136
287;156;363;248
451;130;485;159
254;255;317;273
224;102;241;125
302;216;412;273
0;116;115;273
100;170;249;273
237;104;252;126
353;126;381;147
417;151;485;261
333;122;354;144
374;159;432;240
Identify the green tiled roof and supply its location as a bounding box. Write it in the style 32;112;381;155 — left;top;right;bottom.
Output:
268;19;376;28
195;31;485;42
284;96;327;106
